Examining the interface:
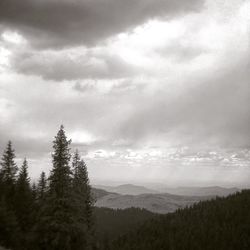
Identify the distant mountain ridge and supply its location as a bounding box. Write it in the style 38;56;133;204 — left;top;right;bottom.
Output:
94;183;239;196
163;186;239;197
91;187;114;200
94;184;158;195
92;185;239;214
93;189;213;214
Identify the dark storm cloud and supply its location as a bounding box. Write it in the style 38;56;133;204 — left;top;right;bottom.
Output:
11;49;136;80
0;0;204;49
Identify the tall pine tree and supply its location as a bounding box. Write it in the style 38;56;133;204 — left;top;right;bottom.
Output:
37;171;47;202
0;141;18;205
37;125;81;250
0;141;19;248
15;158;33;248
72;151;95;249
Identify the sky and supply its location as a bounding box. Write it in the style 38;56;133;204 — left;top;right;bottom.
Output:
0;0;250;187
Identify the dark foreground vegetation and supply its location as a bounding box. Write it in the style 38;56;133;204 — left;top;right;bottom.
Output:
0;126;94;250
95;207;155;249
111;190;250;250
0;126;249;250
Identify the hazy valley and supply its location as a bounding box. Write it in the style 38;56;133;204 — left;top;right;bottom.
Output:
93;184;239;214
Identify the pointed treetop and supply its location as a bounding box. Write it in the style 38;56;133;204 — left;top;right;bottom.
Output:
17;158;30;186
72;149;81;169
37;171;47;200
73;159;89;186
0;141;18;182
52;125;72;166
19;158;29;182
49;125;72;196
40;171;46;180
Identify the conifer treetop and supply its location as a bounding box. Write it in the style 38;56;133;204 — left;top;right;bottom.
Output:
52;125;71;168
0;141;18;182
17;158;30;184
49;125;72;197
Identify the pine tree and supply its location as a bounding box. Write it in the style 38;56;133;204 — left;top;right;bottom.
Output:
0;141;18;205
49;125;72;197
79;160;94;233
15;159;32;221
0;141;18;181
31;182;37;200
72;149;81;172
15;158;33;248
16;158;30;188
0;142;19;249
72;151;95;249
37;171;47;201
37;125;77;250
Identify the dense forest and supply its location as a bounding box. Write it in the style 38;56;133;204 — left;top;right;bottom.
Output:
111;190;250;250
94;207;155;249
0;126;249;250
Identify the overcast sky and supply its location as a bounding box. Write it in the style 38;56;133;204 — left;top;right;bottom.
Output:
0;0;249;186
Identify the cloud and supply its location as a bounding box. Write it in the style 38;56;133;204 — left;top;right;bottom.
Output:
116;56;250;148
72;79;147;95
0;0;204;49
0;0;249;185
10;47;136;80
73;82;95;93
1;52;249;160
1;0;249;152
154;41;208;62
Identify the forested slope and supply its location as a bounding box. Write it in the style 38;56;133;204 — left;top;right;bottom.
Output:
94;207;155;248
111;190;250;250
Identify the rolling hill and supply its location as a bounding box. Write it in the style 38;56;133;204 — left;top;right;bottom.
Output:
93;188;212;214
93;184;158;195
92;185;239;214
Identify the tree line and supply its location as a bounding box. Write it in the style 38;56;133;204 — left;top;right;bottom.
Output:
0;125;95;250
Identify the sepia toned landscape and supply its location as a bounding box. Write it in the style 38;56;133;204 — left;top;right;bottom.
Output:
0;0;250;249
